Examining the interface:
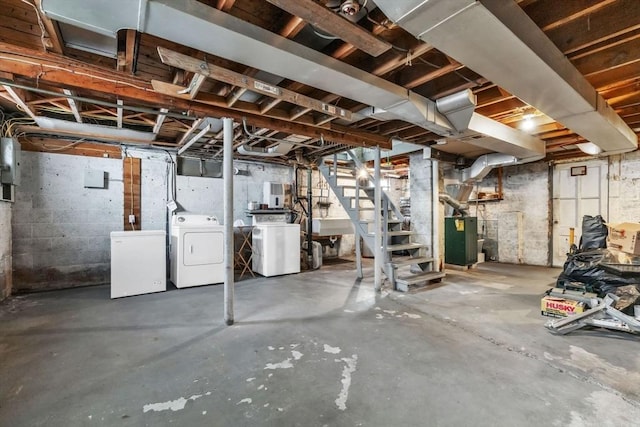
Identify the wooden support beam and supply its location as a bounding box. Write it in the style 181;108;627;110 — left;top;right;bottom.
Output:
20;136;122;158
216;0;236;12
546;0;640;55
178;124;211;155
370;43;434;76
177;118;204;146
33;0;65;54
153;108;169;134
2;85;37;119
156;47;352;120
125;29;137;74
123;157;141;230
180;72;208;99
226;87;247;107
0;44;389;149
117;99;123;128
265;0;391;57
62;89;82;123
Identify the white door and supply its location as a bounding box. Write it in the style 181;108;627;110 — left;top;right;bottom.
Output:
552;161;608;266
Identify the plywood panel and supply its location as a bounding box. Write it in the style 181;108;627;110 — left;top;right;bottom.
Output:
123;157;141;230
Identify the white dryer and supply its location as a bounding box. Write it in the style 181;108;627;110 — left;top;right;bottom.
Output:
170;214;224;288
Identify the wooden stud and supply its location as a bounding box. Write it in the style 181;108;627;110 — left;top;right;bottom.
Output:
62;89;82;123
156;47;353;120
123;157;141;230
265;0;392;57
2;85;37;119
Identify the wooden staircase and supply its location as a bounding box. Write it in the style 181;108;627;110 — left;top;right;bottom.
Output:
318;152;444;291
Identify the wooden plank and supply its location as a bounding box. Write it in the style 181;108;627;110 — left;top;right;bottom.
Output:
34;0;64;54
125;29;137;74
157;47;353;120
62;89;82;123
545;0;640;55
370;42;434;76
2;85;37;119
265;0;391;57
0;43;390;148
20;137;122;158
572;35;640;76
524;0;617;32
123;157;141;230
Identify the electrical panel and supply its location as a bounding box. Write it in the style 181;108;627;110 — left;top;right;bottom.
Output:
1;137;21;186
0;137;20;202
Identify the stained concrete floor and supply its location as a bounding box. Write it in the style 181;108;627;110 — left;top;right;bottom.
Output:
1;261;639;426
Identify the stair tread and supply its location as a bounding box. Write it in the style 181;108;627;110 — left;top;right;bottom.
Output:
368;230;414;237
396;271;446;286
391;256;433;266
386;242;425;251
359;219;403;224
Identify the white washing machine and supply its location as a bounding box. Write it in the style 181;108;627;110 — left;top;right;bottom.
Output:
252;223;300;277
170;214;224;288
110;230;166;299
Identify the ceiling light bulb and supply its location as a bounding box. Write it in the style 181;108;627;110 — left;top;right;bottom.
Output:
357;168;368;179
522;116;535;131
340;0;360;15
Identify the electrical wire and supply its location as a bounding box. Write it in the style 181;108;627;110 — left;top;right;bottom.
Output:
20;0;48;51
311;26;340;40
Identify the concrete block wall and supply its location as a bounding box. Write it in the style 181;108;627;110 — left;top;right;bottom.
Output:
11;150;296;292
469;161;550;266
175;161;292;224
0;202;11;300
12;152;123;292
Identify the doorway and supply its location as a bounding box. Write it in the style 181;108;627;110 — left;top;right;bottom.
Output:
552;161;608;266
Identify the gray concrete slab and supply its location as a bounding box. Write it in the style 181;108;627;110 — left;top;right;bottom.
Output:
1;262;639;426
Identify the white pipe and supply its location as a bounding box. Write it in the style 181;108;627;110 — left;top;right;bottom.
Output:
223;117;234;326
431;159;440;273
374;146;382;292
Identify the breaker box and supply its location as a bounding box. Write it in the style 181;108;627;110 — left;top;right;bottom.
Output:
1;137;21;186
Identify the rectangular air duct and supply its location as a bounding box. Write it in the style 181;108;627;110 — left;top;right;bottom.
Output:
376;0;637;154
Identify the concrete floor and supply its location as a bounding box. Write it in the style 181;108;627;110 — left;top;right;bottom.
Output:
1;261;639;426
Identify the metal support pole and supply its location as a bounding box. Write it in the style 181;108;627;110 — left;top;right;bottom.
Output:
307;168;313;267
431;159;440;273
374;146;382;291
223;117;234;326
355;166;362;279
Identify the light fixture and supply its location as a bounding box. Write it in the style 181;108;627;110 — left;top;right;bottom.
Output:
521;113;535;131
576;142;603;155
357;168;368;179
340;0;360;15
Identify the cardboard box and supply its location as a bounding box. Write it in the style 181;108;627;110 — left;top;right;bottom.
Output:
607;222;640;255
541;296;586;318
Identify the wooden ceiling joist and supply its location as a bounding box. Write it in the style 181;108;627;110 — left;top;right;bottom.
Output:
2;84;37;119
62;89;82;123
265;0;392;57
155;46;353;120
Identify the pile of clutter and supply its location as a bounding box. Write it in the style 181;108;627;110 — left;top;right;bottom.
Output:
543;215;640;335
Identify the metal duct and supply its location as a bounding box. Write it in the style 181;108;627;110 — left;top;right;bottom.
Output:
439;193;469;216
41;0;545;160
461;153;517;183
436;89;475;132
376;0;637;154
236;142;294;157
